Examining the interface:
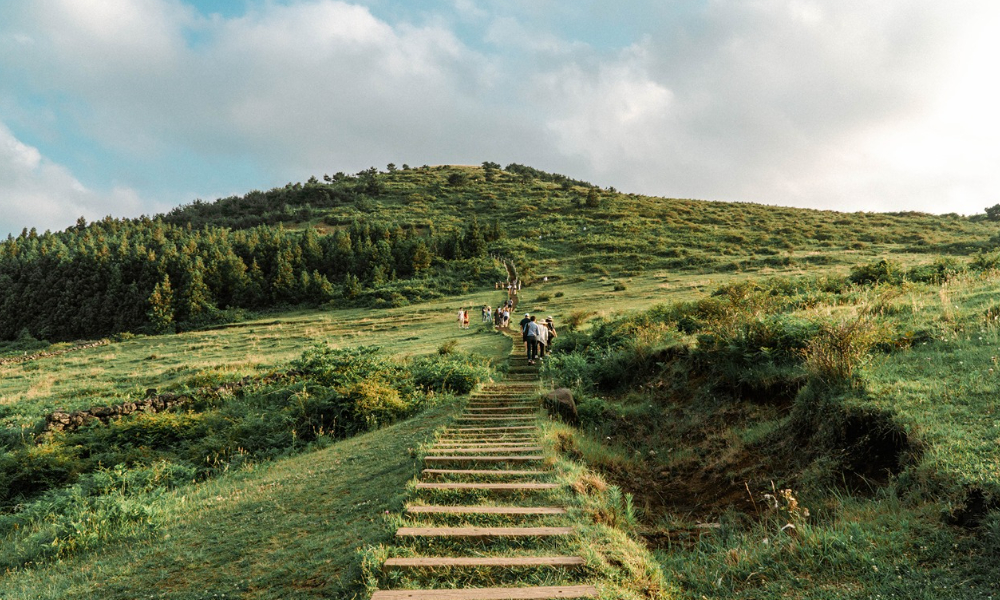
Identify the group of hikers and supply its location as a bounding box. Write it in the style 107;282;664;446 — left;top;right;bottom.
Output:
458;275;557;365
519;313;556;365
495;280;522;296
458;299;519;330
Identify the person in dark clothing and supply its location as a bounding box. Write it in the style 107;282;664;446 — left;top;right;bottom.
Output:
524;315;541;364
519;313;531;354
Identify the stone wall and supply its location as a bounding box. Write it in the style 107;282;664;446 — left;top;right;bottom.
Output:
0;339;111;366
41;370;301;435
44;392;191;432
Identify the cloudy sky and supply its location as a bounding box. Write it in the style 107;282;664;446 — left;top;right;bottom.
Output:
1;1;999;236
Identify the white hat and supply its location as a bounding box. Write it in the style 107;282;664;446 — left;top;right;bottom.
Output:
524;313;530;317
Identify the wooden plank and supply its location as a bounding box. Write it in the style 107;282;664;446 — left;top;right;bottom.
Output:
441;432;537;436
456;419;536;423
415;483;558;491
438;436;536;440
406;505;566;515
455;418;535;422
371;584;597;599
457;415;535;419
384;556;584;569
421;469;550;476
440;433;536;438
424;456;543;463
427;447;542;454
438;437;536;442
433;442;538;447
447;426;537;432
396;526;574;538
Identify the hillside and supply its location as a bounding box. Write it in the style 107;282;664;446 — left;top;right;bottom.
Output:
2;164;1000;598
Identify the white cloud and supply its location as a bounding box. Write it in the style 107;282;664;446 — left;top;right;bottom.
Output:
2;0;522;176
0;122;148;235
536;47;674;168
2;0;1000;220
528;0;1000;215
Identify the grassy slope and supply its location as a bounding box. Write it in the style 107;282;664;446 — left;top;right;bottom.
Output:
0;400;457;599
3;164;1000;597
539;272;1000;597
0;288;507;428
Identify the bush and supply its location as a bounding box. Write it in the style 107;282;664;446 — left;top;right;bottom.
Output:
802;317;881;385
411;355;490;394
565;310;595;331
0;462;192;569
849;259;903;286
907;258;964;284
542;352;592;390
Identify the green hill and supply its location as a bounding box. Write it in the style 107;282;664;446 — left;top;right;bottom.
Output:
2;164;1000;598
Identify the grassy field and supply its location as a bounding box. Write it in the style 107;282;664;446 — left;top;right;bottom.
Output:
4;163;1000;598
0;288;508;429
0;398;458;599
538;259;1000;598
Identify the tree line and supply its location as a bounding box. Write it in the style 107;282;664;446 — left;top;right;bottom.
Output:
0;215;501;342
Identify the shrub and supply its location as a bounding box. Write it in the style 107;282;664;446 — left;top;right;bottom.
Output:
345;381;410;429
849;259;903;286
802;317;881;385
907;258;964;284
972;250;1000;272
542;352;592;390
411;355;490;394
565;310;595;331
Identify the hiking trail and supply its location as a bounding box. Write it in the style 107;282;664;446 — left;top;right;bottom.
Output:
368;277;599;599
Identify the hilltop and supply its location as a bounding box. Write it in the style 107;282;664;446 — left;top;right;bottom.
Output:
1;163;995;344
1;164;1000;598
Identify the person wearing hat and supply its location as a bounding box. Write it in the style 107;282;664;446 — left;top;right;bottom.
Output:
536;314;549;360
544;316;557;347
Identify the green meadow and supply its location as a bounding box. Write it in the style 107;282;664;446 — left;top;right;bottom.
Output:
2;163;1000;598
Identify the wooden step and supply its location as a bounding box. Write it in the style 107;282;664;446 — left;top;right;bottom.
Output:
371;584;597;599
406;505;566;515
455;417;536;422
447;426;537;432
457;414;536;419
441;432;537;436
457;418;536;422
383;555;584;569
397;526;574;538
436;440;536;445
438;435;537;440
421;469;550;476
427;448;543;455
439;434;537;439
415;482;558;491
433;442;539;447
464;407;536;412
424;456;544;463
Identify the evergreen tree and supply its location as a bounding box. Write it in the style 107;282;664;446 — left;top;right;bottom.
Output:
147;275;175;333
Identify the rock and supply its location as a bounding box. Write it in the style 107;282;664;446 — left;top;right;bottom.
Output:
90;406;113;418
544;388;579;425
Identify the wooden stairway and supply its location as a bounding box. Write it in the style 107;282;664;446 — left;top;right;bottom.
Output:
371;293;597;599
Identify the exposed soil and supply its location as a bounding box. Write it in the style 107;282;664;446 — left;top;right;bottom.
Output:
836;408;914;489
